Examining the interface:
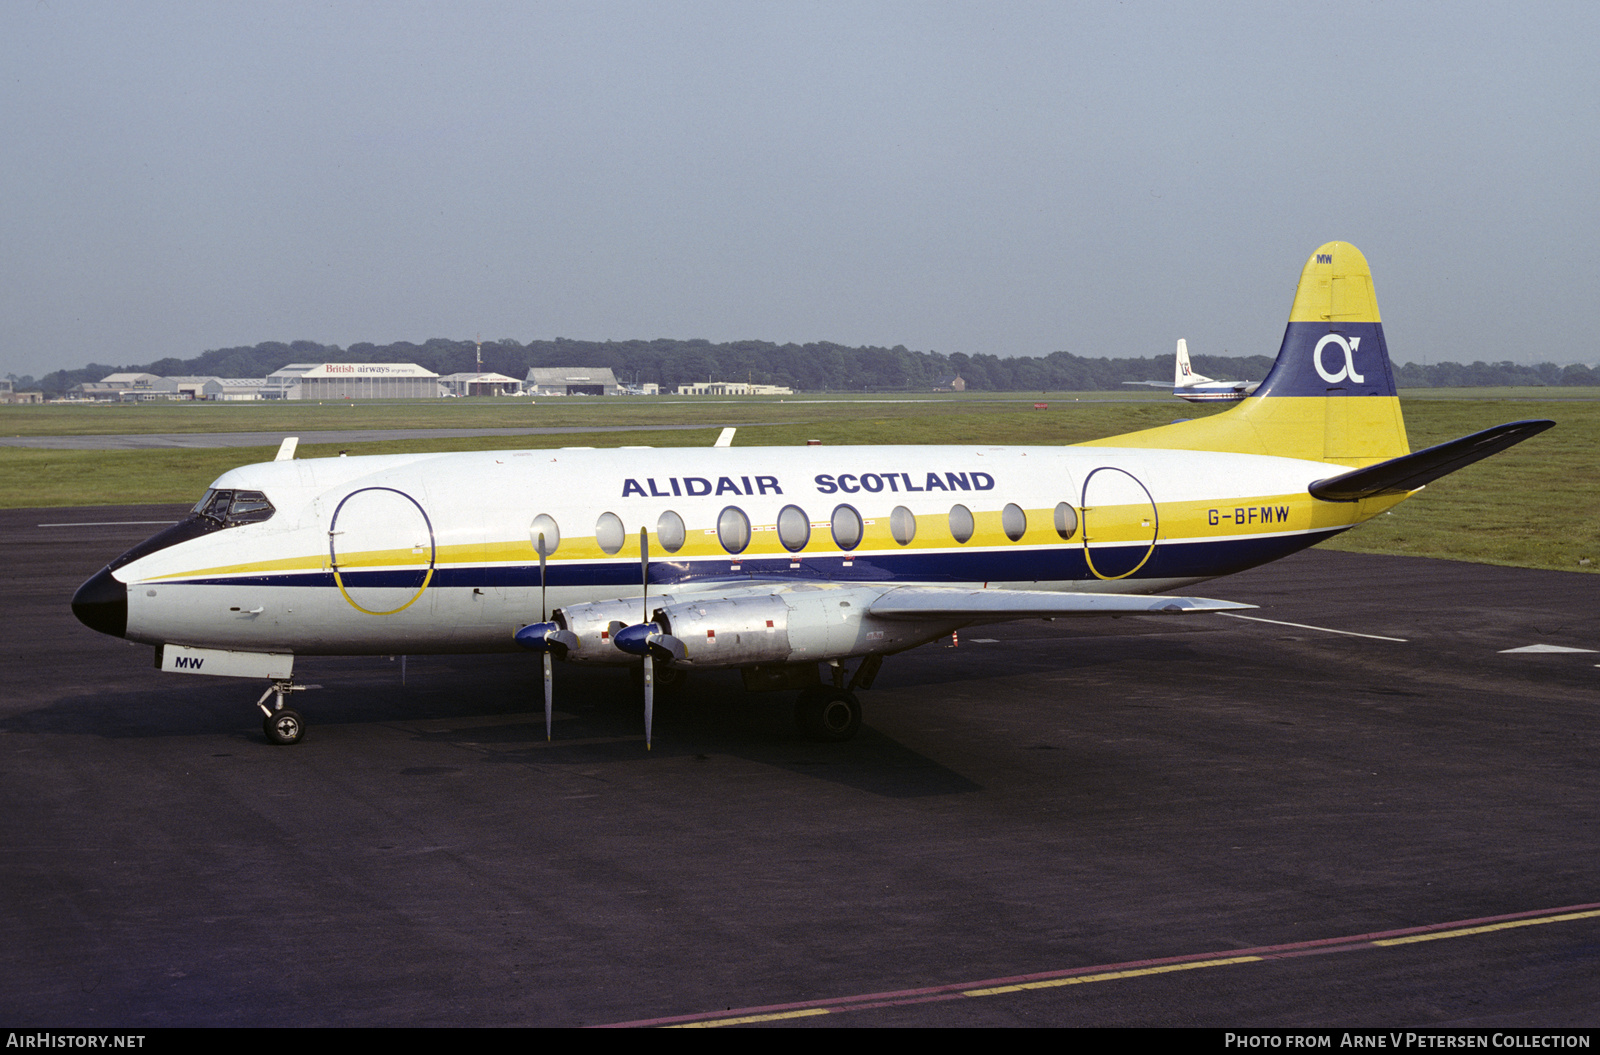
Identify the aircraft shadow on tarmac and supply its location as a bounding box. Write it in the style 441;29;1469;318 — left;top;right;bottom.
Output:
15;649;1009;797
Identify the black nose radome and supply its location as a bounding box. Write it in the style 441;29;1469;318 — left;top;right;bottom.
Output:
72;567;128;638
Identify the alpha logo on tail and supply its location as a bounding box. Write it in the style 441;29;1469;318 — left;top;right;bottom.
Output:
1313;334;1364;384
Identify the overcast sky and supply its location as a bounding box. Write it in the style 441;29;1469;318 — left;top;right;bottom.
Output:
3;1;1596;379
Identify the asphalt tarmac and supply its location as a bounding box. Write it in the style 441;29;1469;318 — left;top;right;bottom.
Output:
3;506;1597;1027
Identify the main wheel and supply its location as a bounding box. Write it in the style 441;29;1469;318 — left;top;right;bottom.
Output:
795;687;862;743
264;709;305;745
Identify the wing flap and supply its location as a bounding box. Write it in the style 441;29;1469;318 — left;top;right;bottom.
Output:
868;586;1254;620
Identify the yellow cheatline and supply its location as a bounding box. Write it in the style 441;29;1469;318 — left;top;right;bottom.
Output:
669;1007;831;1027
149;552;328;581
1373;909;1600;946
962;955;1261;997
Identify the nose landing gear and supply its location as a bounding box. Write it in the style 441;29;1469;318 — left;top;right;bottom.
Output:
255;679;316;745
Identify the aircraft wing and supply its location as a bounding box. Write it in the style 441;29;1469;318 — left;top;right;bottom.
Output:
1309;419;1555;501
866;586;1254;620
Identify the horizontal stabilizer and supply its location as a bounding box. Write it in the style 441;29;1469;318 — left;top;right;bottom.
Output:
1309;419;1554;502
868;587;1254;620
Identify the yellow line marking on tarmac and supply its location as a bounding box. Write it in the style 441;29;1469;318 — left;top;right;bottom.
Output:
605;900;1600;1027
963;955;1261;996
1217;611;1408;641
1373;908;1600;946
668;1008;831;1027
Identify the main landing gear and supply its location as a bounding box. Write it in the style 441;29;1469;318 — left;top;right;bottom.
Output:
794;654;882;743
255;678;315;745
795;686;862;742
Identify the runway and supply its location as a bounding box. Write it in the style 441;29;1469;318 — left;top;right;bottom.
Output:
0;422;764;450
3;505;1598;1027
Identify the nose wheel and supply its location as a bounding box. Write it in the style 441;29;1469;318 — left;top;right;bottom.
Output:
255;679;316;745
264;709;304;745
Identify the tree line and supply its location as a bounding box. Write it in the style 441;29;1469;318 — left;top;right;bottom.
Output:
12;336;1600;397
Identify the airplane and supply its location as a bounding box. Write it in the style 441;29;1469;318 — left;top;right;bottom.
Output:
1124;338;1260;402
72;242;1553;748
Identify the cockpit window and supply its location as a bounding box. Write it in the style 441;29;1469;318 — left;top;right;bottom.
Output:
192;489;276;526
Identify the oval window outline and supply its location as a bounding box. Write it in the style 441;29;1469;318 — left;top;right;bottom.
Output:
656;510;687;554
776;504;811;552
595;511;626;555
889;505;917;546
328;486;437;616
1002;503;1027;542
1081;466;1159;580
717;506;752;555
831;504;863;551
530;514;560;556
1053;502;1079;540
948;503;975;544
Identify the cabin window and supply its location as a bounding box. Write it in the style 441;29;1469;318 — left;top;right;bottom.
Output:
717;506;751;554
948;504;974;544
529;514;560;556
890;506;917;546
595;512;626;555
776;504;810;552
831;505;863;551
1053;502;1078;540
656;510;687;554
1002;503;1027;542
191;489;276;527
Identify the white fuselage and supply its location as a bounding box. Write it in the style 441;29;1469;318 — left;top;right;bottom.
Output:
107;442;1374;658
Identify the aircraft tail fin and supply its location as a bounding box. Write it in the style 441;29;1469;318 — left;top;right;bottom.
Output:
1084;242;1409;466
1174;339;1213;387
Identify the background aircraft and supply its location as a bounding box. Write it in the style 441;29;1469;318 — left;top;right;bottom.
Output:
1124;338;1260;402
72;243;1551;748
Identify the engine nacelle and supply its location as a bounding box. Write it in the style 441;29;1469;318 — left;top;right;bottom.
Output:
552;584;964;668
656;584;961;669
552;594;687;665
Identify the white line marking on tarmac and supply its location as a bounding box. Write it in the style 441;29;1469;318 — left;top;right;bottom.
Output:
38;520;179;527
1499;643;1598;653
1216;612;1408;642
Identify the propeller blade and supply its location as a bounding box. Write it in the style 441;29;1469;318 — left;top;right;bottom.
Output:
641;527;652;749
538;534;548;620
538;535;551;739
543;652;553;741
643;653;654;750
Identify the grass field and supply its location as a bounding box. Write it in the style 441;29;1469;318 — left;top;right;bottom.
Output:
0;390;1180;437
4;393;1592;573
